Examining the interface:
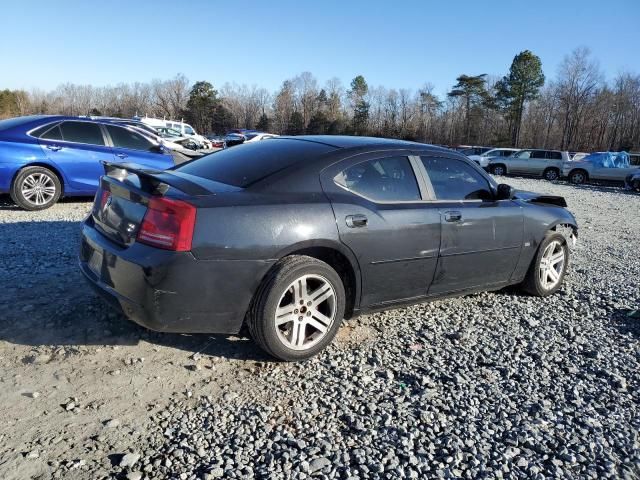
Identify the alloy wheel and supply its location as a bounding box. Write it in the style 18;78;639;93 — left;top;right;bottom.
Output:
21;173;56;206
545;169;559;181
493;166;505;176
274;274;337;351
538;240;565;290
571;172;586;184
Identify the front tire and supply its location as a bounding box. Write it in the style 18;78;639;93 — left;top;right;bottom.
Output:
10;166;62;211
491;164;506;176
521;232;569;297
543;168;560;181
247;255;345;361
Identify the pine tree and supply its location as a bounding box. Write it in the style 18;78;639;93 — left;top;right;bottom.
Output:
256;113;271;132
448;74;489;143
349;75;369;135
185;81;219;134
496;50;545;147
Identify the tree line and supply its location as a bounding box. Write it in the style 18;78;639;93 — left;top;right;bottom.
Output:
1;47;638;152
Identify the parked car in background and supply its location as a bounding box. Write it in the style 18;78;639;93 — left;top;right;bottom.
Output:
456;146;493;156
206;135;226;148
468;147;519;169
562;152;640;185
625;171;640;192
488;149;570;180
629;153;640;166
0;115;176;210
243;132;279;143
138;117;213;149
224;133;246;147
79;135;578;361
570;152;589;161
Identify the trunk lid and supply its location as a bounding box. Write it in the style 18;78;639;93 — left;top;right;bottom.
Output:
91;162;239;247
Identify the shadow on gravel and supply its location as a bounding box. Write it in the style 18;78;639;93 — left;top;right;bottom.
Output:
0;193;96;210
0;217;269;361
611;309;640;338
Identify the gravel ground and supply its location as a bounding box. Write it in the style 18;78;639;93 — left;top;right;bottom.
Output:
0;178;638;480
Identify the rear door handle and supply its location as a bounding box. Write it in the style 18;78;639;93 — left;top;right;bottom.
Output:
46;144;62;151
116;153;128;159
444;211;462;222
345;214;368;228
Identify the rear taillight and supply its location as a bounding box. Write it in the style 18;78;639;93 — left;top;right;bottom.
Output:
99;189;110;209
137;197;196;251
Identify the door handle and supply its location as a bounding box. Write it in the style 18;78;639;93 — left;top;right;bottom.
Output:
444;211;462;222
116;153;128;159
345;214;368;228
46;144;62;151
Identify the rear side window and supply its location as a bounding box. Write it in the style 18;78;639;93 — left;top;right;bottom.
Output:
335;156;421;202
531;150;546;159
514;150;532;159
38;125;63;140
547;151;562;160
59;121;105;145
174;139;334;187
422;157;493;201
107;125;154;151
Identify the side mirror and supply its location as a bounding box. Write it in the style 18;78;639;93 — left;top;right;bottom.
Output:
150;144;164;154
496;183;515;200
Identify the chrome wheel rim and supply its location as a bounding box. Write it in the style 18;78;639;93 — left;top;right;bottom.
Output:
21;173;56;205
572;172;584;184
274;274;336;351
545;170;558;180
539;240;565;290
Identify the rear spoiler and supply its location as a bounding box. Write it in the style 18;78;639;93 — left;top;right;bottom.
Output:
101;161;212;196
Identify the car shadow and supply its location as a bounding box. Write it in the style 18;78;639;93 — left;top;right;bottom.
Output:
0;194;96;210
0;218;269;361
610;308;640;338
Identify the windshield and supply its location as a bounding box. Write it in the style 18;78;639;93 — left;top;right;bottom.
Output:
184;125;195;135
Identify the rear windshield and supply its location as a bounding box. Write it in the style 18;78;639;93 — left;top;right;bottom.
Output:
0;115;51;131
174;139;334;187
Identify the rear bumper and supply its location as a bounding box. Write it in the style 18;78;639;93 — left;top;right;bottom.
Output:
79;220;275;334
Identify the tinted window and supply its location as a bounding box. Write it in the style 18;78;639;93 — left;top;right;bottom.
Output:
40;125;63;141
60;121;104;145
547;151;562;160
531;150;546;159
174;139;334;187
184;126;195;135
107;125;154;151
422;157;493;201
31;123;57;138
335;157;420;202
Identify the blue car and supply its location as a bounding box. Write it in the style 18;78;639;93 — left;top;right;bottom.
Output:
0;115;176;210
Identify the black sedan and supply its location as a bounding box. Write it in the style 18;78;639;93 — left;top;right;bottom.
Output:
79;136;578;361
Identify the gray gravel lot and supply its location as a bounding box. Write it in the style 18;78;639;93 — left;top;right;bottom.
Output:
0;177;639;480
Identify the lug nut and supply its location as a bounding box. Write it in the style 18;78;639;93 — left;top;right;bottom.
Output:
307;301;312;306
306;311;311;316
294;309;299;314
298;316;303;321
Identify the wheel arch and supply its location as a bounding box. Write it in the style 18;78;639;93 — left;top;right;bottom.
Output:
11;162;66;196
272;240;362;319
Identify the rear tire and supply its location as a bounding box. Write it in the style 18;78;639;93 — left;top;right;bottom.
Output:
569;169;588;185
247;255;345;361
521;232;569;297
491;164;506;176
543;168;560;181
10;166;62;211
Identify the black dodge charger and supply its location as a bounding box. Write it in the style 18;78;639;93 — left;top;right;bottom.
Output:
79;136;578;361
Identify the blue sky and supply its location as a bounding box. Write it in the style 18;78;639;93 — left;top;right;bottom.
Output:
2;0;639;96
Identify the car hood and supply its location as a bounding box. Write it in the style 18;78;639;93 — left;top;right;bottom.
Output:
514;190;567;207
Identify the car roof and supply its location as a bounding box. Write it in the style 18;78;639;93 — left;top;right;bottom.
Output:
275;135;450;153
